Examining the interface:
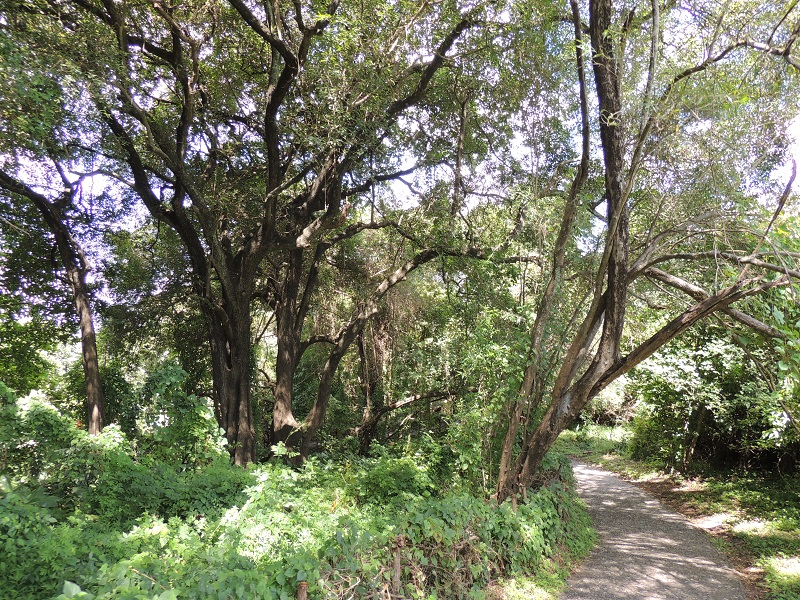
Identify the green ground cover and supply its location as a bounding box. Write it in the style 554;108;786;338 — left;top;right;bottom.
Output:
0;393;595;600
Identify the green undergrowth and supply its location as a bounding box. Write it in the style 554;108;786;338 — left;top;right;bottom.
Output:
556;424;800;599
1;392;595;600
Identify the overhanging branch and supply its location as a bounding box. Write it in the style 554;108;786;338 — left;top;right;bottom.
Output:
645;267;786;339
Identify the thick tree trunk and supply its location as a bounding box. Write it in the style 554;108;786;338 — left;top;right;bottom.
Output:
272;250;303;447
208;298;256;465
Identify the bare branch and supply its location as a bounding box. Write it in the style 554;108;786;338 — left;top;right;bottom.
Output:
646;267;786;339
342;166;420;198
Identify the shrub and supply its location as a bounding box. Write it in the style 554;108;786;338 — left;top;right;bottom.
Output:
352;454;436;504
626;329;797;472
136;363;228;467
1;450;593;600
0;478;90;600
0;391;78;484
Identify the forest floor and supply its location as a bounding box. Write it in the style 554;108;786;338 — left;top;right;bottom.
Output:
561;461;745;600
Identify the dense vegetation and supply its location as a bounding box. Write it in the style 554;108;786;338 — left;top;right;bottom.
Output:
1;0;800;596
1;379;594;599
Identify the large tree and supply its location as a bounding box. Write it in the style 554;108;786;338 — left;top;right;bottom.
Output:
0;15;112;432
496;0;800;499
3;0;798;479
0;0;520;463
0;174;107;434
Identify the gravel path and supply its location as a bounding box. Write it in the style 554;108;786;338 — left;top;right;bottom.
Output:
561;462;745;600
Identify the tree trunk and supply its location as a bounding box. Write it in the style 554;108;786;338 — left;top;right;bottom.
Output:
272;250;303;447
294;249;439;459
69;266;105;435
296;345;346;458
208;296;256;465
0;172;107;435
356;331;382;453
682;404;707;472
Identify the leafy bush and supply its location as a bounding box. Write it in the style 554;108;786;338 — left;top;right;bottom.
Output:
51;429;250;527
352;454;436;503
1;372;594;600
135;363;227;467
0;478;64;598
323;458;593;599
0;443;593;600
627;329;798;472
0;391;77;483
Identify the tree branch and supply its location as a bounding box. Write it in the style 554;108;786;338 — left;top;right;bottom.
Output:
591;277;790;395
645;267;786;339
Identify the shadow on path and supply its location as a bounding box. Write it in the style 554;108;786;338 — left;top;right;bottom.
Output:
561;462;744;600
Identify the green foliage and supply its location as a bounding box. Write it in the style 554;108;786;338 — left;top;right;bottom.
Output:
0;380;245;528
555;423;632;460
627;328;797;472
135;363;227;467
0;400;594;600
0;392;78;483
0;294;60;396
0;25;69;156
0;478;68;599
581;377;636;426
351;453;436;504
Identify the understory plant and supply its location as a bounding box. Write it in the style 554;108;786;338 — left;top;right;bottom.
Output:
1;390;594;600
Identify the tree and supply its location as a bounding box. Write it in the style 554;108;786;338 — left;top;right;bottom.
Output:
0;174;107;434
0;0;519;463
3;0;797;481
496;0;800;499
629;321;800;470
0;17;113;433
101;221;212;396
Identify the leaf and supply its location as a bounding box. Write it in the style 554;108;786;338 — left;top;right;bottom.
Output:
61;581;82;598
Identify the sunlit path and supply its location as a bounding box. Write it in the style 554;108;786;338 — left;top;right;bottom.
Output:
562;462;744;600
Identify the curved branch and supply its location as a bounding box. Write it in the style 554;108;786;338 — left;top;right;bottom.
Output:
225;0;297;67
641;251;800;281
387;15;479;117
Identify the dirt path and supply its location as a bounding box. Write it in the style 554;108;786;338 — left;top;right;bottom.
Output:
561;462;745;600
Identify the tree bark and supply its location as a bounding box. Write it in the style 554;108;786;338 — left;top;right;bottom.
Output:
207;298;256;465
272;249;304;446
356;332;376;453
496;276;786;501
69;266;105;435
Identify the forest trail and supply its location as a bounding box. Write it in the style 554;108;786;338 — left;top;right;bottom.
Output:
561;462;745;600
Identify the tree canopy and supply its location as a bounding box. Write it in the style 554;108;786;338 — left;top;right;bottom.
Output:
0;0;799;492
